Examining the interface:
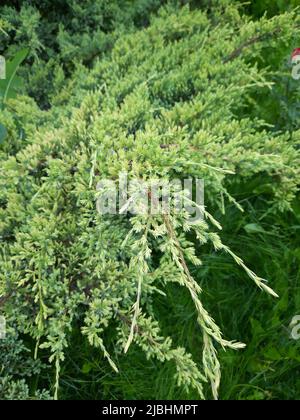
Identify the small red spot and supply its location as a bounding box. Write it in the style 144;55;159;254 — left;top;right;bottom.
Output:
291;48;300;61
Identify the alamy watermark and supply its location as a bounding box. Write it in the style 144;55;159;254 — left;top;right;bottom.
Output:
291;48;300;80
0;316;6;340
290;315;300;341
0;55;5;80
96;172;204;223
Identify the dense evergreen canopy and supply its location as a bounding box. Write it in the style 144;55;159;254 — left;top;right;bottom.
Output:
0;0;299;400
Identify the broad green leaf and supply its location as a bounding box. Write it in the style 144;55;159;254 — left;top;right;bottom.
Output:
263;347;282;361
0;48;29;107
81;362;92;374
253;183;274;195
244;223;265;234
